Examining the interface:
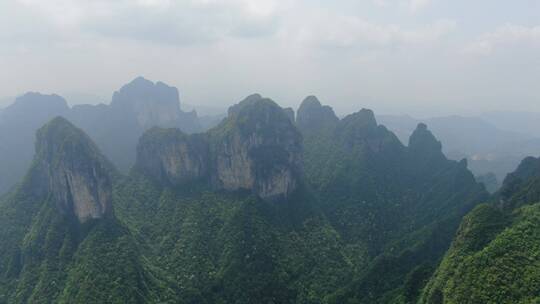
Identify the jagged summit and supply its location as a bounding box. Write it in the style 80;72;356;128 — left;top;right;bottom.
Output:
220;94;297;137
137;95;302;200
408;123;443;155
296;95;339;132
211;95;302;200
34;116;113;223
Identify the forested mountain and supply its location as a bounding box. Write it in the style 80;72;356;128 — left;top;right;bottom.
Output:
420;156;540;304
0;94;491;303
378;114;540;185
0;77;200;194
297;97;488;303
0;117;163;303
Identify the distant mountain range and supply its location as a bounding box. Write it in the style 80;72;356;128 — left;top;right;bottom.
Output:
0;77;201;194
378;114;540;186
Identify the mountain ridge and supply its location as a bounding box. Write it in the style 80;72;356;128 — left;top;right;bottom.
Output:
0;77;202;195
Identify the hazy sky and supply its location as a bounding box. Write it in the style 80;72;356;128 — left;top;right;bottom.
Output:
1;0;539;116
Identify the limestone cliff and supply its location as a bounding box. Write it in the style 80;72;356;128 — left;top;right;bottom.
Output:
136;94;303;200
34;117;113;223
136;127;209;185
209;94;303;200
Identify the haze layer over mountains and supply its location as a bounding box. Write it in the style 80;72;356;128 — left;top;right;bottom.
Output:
1;77;539;196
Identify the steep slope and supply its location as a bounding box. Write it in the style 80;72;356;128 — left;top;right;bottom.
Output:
297;97;488;303
420;156;540;304
207;94;303;200
0;117;164;304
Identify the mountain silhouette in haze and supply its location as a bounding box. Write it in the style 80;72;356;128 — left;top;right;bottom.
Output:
0;77;201;194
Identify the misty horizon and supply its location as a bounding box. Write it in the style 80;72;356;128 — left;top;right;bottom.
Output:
1;1;539;117
2;75;540;119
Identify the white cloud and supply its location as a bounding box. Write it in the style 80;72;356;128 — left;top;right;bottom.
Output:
7;0;284;46
371;0;432;12
297;15;456;50
409;0;431;13
463;24;540;56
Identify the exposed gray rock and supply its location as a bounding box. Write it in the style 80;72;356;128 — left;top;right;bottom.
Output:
136;128;209;185
35;117;113;223
136;94;303;201
209;94;303;200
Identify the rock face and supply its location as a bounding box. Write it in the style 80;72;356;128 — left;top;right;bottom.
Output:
137;94;303;200
210;94;303;200
35;117;113;223
136;128;209;185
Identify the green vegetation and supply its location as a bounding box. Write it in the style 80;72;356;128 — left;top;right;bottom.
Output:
113;174;354;303
420;203;540;304
419;157;540;304
0;100;508;304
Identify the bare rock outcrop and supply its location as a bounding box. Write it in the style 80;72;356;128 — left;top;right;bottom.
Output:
34;117;113;223
136;94;303;201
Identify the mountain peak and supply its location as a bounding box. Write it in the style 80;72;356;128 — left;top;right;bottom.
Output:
138;96;302;201
111;77;188;129
296;95;339;133
35;117;113;223
6;92;69;116
344;108;377;128
408;123;443;154
212;96;303;200
301;95;322;107
227;93;264;115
